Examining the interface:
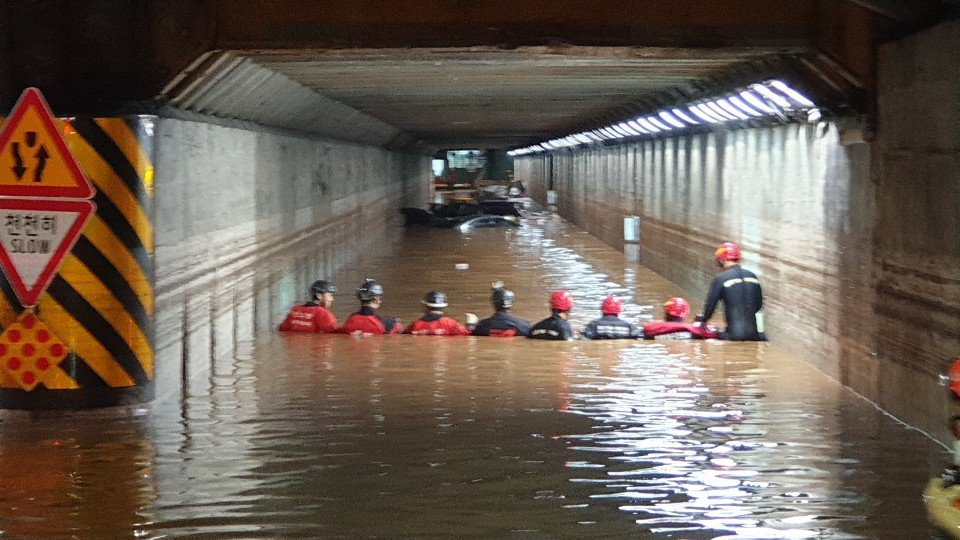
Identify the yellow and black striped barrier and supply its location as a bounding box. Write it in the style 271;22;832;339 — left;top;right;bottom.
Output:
0;116;154;408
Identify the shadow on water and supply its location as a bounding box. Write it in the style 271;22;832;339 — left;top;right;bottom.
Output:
0;214;948;537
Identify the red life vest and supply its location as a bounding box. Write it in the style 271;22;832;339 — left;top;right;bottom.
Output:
278;303;337;333
487;328;518;337
337;307;402;335
642;321;718;340
403;314;471;336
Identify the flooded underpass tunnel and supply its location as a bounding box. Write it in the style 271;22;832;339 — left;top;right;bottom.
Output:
1;1;959;537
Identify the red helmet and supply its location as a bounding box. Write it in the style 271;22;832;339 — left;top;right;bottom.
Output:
601;295;622;315
948;358;960;398
550;290;573;312
663;297;691;320
715;242;741;262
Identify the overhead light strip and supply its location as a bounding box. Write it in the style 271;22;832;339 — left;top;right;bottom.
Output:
507;79;820;157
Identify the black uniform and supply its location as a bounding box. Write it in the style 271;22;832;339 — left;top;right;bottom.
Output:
528;314;574;340
581;315;643;340
701;264;765;341
472;310;533;337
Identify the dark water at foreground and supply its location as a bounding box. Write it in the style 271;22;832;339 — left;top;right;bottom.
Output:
0;214;949;538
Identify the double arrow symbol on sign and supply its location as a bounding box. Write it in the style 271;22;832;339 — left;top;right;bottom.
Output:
11;131;50;183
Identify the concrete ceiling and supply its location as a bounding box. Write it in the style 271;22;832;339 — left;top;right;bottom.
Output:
245;47;796;150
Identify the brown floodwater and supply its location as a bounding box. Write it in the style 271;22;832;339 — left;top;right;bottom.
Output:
0;213;950;538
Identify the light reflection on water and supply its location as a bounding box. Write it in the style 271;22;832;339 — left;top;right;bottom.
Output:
0;215;947;538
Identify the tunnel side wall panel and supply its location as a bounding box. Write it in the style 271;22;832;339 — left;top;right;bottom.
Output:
151;118;430;402
516;110;956;439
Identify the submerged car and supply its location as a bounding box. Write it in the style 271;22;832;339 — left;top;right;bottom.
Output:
399;201;523;228
456;214;520;232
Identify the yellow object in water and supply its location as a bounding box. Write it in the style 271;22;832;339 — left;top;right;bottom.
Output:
924;477;960;538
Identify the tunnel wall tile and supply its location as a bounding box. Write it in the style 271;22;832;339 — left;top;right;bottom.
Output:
151;117;431;403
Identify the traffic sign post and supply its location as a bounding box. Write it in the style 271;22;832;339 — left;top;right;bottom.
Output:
0;198;94;306
0;88;94;199
0;88;154;406
0;88;97;310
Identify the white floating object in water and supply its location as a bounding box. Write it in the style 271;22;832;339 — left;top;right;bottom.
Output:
455;263;469;270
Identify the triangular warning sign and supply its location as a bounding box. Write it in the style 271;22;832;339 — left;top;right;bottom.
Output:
0;88;94;199
0;198;95;306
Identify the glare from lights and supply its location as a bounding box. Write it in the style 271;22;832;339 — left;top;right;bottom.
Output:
807;108;822;122
659;111;687;128
738;90;775;114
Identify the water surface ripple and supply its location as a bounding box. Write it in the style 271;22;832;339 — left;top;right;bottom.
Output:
0;214;945;538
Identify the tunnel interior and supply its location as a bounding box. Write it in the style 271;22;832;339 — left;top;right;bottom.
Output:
0;1;958;536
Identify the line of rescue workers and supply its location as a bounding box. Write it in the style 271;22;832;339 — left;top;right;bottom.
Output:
279;242;766;342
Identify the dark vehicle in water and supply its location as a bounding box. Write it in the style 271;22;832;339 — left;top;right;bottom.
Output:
399;200;523;228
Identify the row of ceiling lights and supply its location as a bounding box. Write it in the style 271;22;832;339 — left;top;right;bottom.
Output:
507;80;820;157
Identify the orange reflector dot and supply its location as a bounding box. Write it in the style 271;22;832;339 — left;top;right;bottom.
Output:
0;313;70;391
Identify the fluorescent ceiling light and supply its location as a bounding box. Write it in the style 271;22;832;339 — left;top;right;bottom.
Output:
646;116;671;131
659;111;687;128
752;84;791;108
705;101;737;121
727;96;762;117
626;120;650;133
769;80;815;107
671;108;699;125
716;99;750;120
634;117;661;132
737;91;775;114
688;105;721;123
616;122;641;136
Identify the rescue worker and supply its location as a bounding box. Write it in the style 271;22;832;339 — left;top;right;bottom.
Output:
528;291;575;341
337;279;403;335
580;295;642;339
939;357;960;485
278;280;338;333
643;297;718;340
472;283;532;337
403;291;473;336
695;242;766;341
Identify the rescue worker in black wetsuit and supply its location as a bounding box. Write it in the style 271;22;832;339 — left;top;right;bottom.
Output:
528;291;575;341
581;295;643;340
472;284;532;337
336;279;403;335
695;243;766;341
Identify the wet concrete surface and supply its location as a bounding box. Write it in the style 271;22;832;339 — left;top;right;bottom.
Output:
0;213;950;538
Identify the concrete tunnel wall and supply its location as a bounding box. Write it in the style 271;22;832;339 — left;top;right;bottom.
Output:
515;19;960;440
150;117;431;402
